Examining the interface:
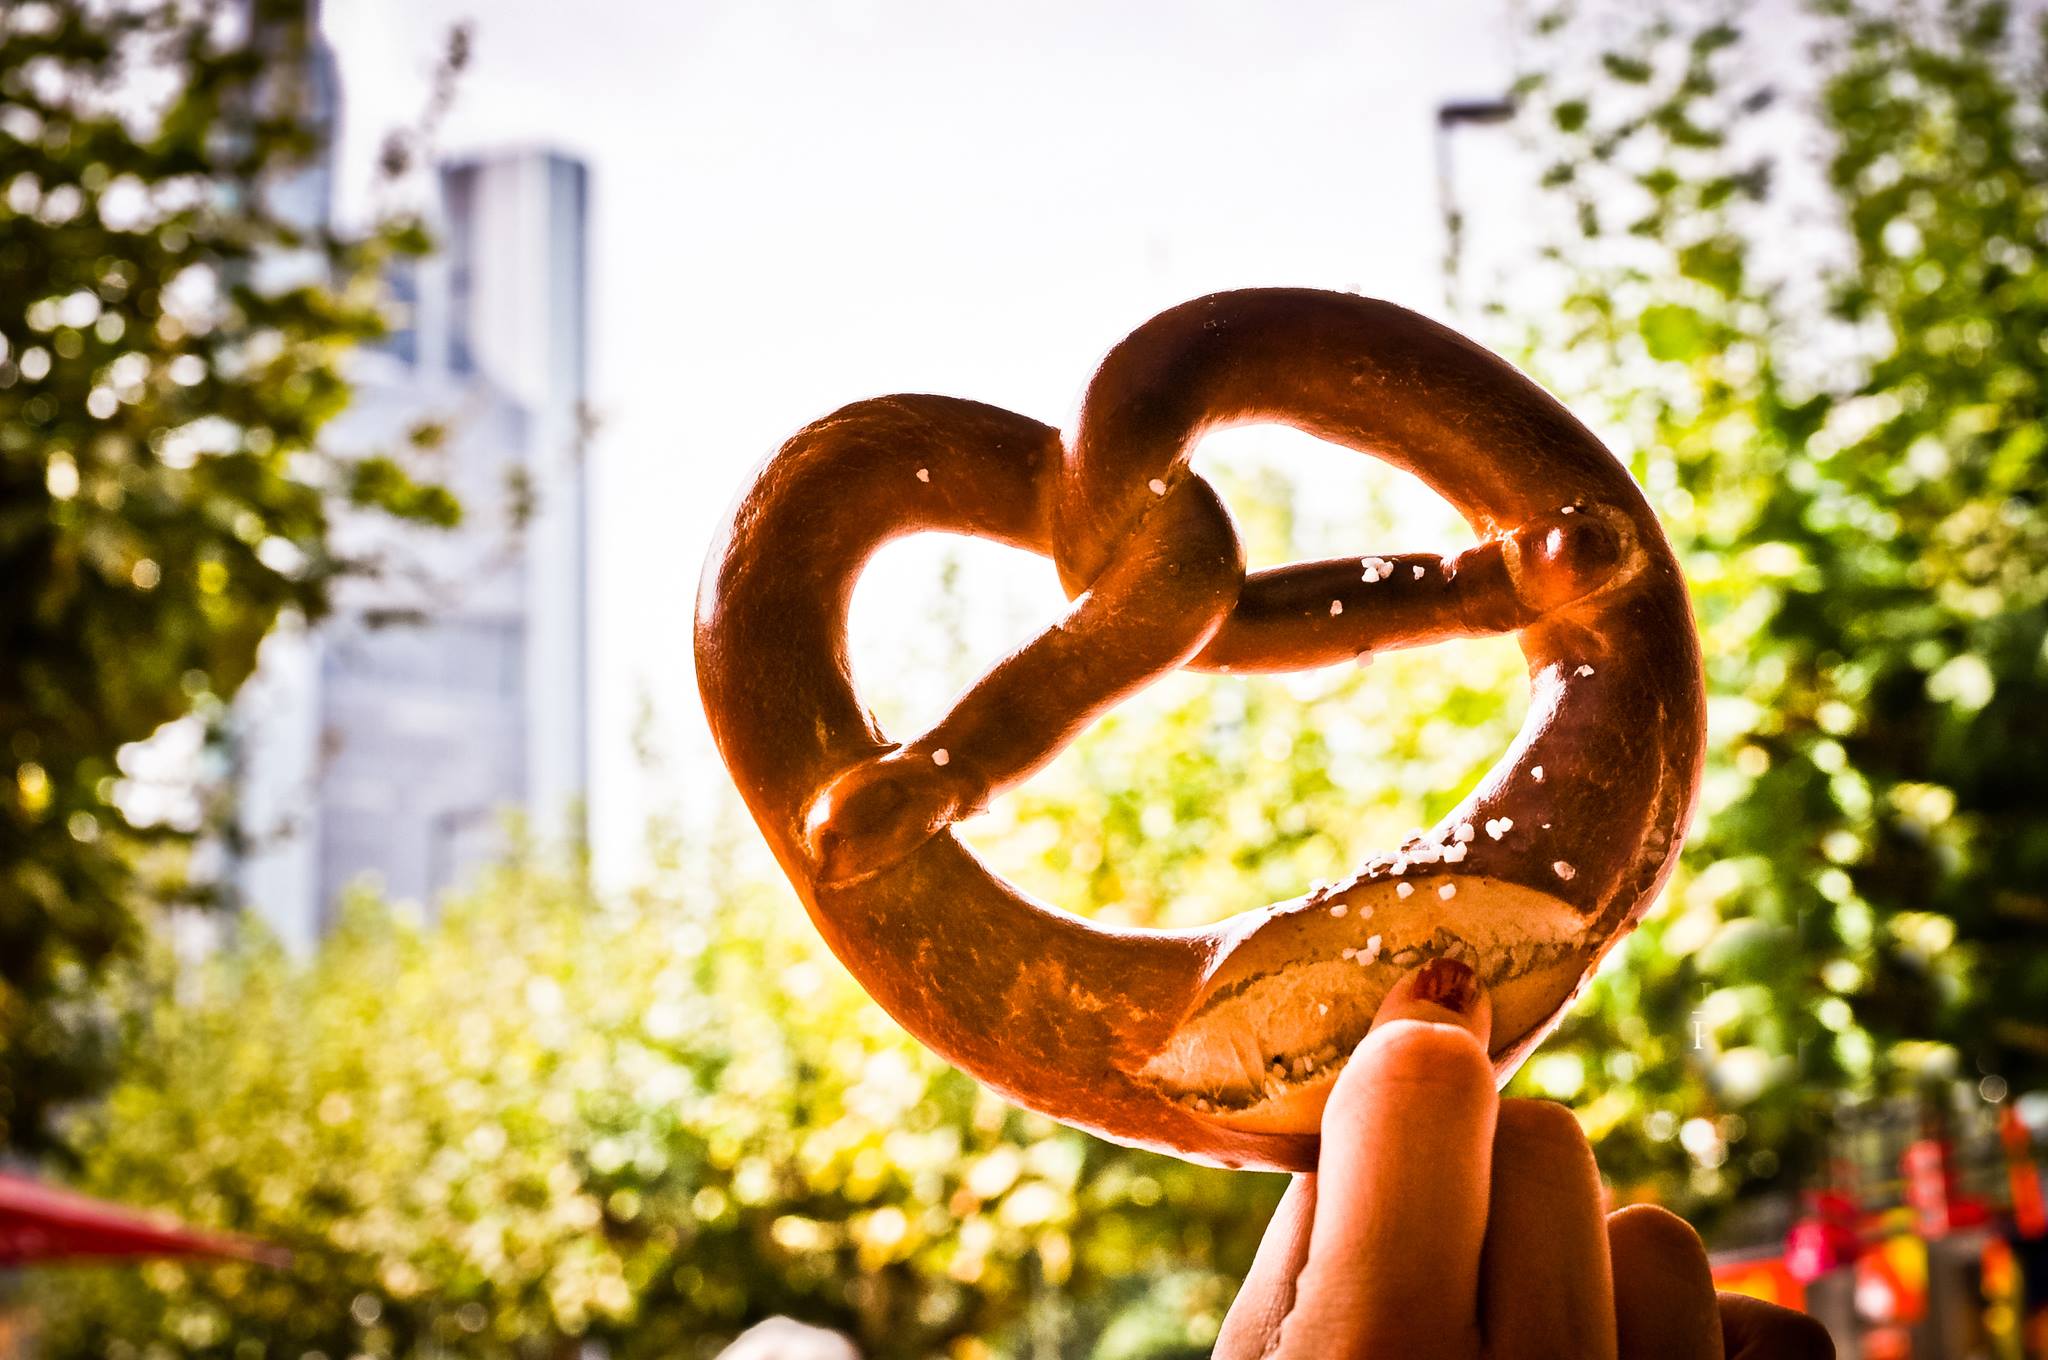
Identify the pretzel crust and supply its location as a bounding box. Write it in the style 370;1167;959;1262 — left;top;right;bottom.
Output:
695;290;1706;1171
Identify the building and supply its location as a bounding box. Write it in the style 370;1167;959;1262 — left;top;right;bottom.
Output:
230;21;591;951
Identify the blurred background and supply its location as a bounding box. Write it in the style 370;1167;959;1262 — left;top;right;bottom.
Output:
2;0;2045;1356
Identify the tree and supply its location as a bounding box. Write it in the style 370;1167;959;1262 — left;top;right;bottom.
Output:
0;0;457;1152
23;846;1277;1360
1480;0;2048;1217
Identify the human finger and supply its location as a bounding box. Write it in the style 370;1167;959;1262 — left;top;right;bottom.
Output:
1609;1203;1723;1360
1277;957;1496;1360
1718;1291;1836;1359
1480;1098;1617;1360
1214;1175;1318;1360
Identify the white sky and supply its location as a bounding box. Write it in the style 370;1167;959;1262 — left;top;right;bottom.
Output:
319;0;1529;879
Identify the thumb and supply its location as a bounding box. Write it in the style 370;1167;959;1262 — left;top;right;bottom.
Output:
1285;957;1498;1360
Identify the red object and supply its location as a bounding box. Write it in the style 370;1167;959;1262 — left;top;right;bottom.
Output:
1786;1216;1860;1282
1902;1137;1957;1239
0;1172;285;1267
1999;1103;2048;1240
1713;1252;1808;1311
1785;1188;1865;1281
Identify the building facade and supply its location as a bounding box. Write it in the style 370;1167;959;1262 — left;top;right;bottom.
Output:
232;148;591;952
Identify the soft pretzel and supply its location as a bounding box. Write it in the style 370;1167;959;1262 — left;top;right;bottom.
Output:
696;289;1705;1171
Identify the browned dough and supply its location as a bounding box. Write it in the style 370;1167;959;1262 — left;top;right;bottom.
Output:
695;289;1706;1171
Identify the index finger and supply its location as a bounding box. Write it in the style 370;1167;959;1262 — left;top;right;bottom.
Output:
1280;957;1498;1360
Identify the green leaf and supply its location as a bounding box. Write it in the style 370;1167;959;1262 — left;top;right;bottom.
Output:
1694;22;1741;54
348;455;463;527
1678;237;1746;296
1602;51;1655;83
1639;302;1711;361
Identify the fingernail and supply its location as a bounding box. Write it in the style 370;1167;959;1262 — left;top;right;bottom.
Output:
1411;957;1479;1015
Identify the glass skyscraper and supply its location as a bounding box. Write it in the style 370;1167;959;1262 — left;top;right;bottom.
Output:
230;21;591;949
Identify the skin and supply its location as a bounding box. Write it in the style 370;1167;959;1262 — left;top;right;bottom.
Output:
1214;965;1837;1360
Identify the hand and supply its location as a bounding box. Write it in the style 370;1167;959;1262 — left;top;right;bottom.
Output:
1214;959;1834;1360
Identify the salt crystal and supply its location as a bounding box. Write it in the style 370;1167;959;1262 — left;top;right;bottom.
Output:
1396;882;1414;898
1362;934;1383;963
1329;600;1344;616
1575;664;1595;677
1532;765;1545;782
1552;860;1576;881
1148;478;1167;495
1438;883;1456;899
1454;822;1476;843
1361;567;1381;583
1341;948;1356;960
1356;650;1374;668
1442;841;1467;863
916;467;930;482
1561;505;1576;514
1318;1003;1329;1016
1498;817;1513;833
932;749;950;766
1330;902;1348;919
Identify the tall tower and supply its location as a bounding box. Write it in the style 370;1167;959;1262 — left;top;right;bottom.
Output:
260;0;339;237
231;151;591;950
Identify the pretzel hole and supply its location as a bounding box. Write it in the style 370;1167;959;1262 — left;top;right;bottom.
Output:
846;533;1072;738
1188;426;1477;568
840;432;1539;929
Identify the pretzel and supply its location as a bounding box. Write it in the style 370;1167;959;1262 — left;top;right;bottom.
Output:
696;289;1705;1171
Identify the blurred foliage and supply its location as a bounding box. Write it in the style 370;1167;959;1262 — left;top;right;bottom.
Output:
26;463;1526;1358
0;0;458;1152
1480;0;2048;1218
29;846;1271;1360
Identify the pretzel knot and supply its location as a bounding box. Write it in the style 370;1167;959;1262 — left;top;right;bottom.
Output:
697;289;1706;1171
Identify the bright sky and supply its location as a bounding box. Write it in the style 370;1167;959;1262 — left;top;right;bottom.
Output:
320;0;1528;879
